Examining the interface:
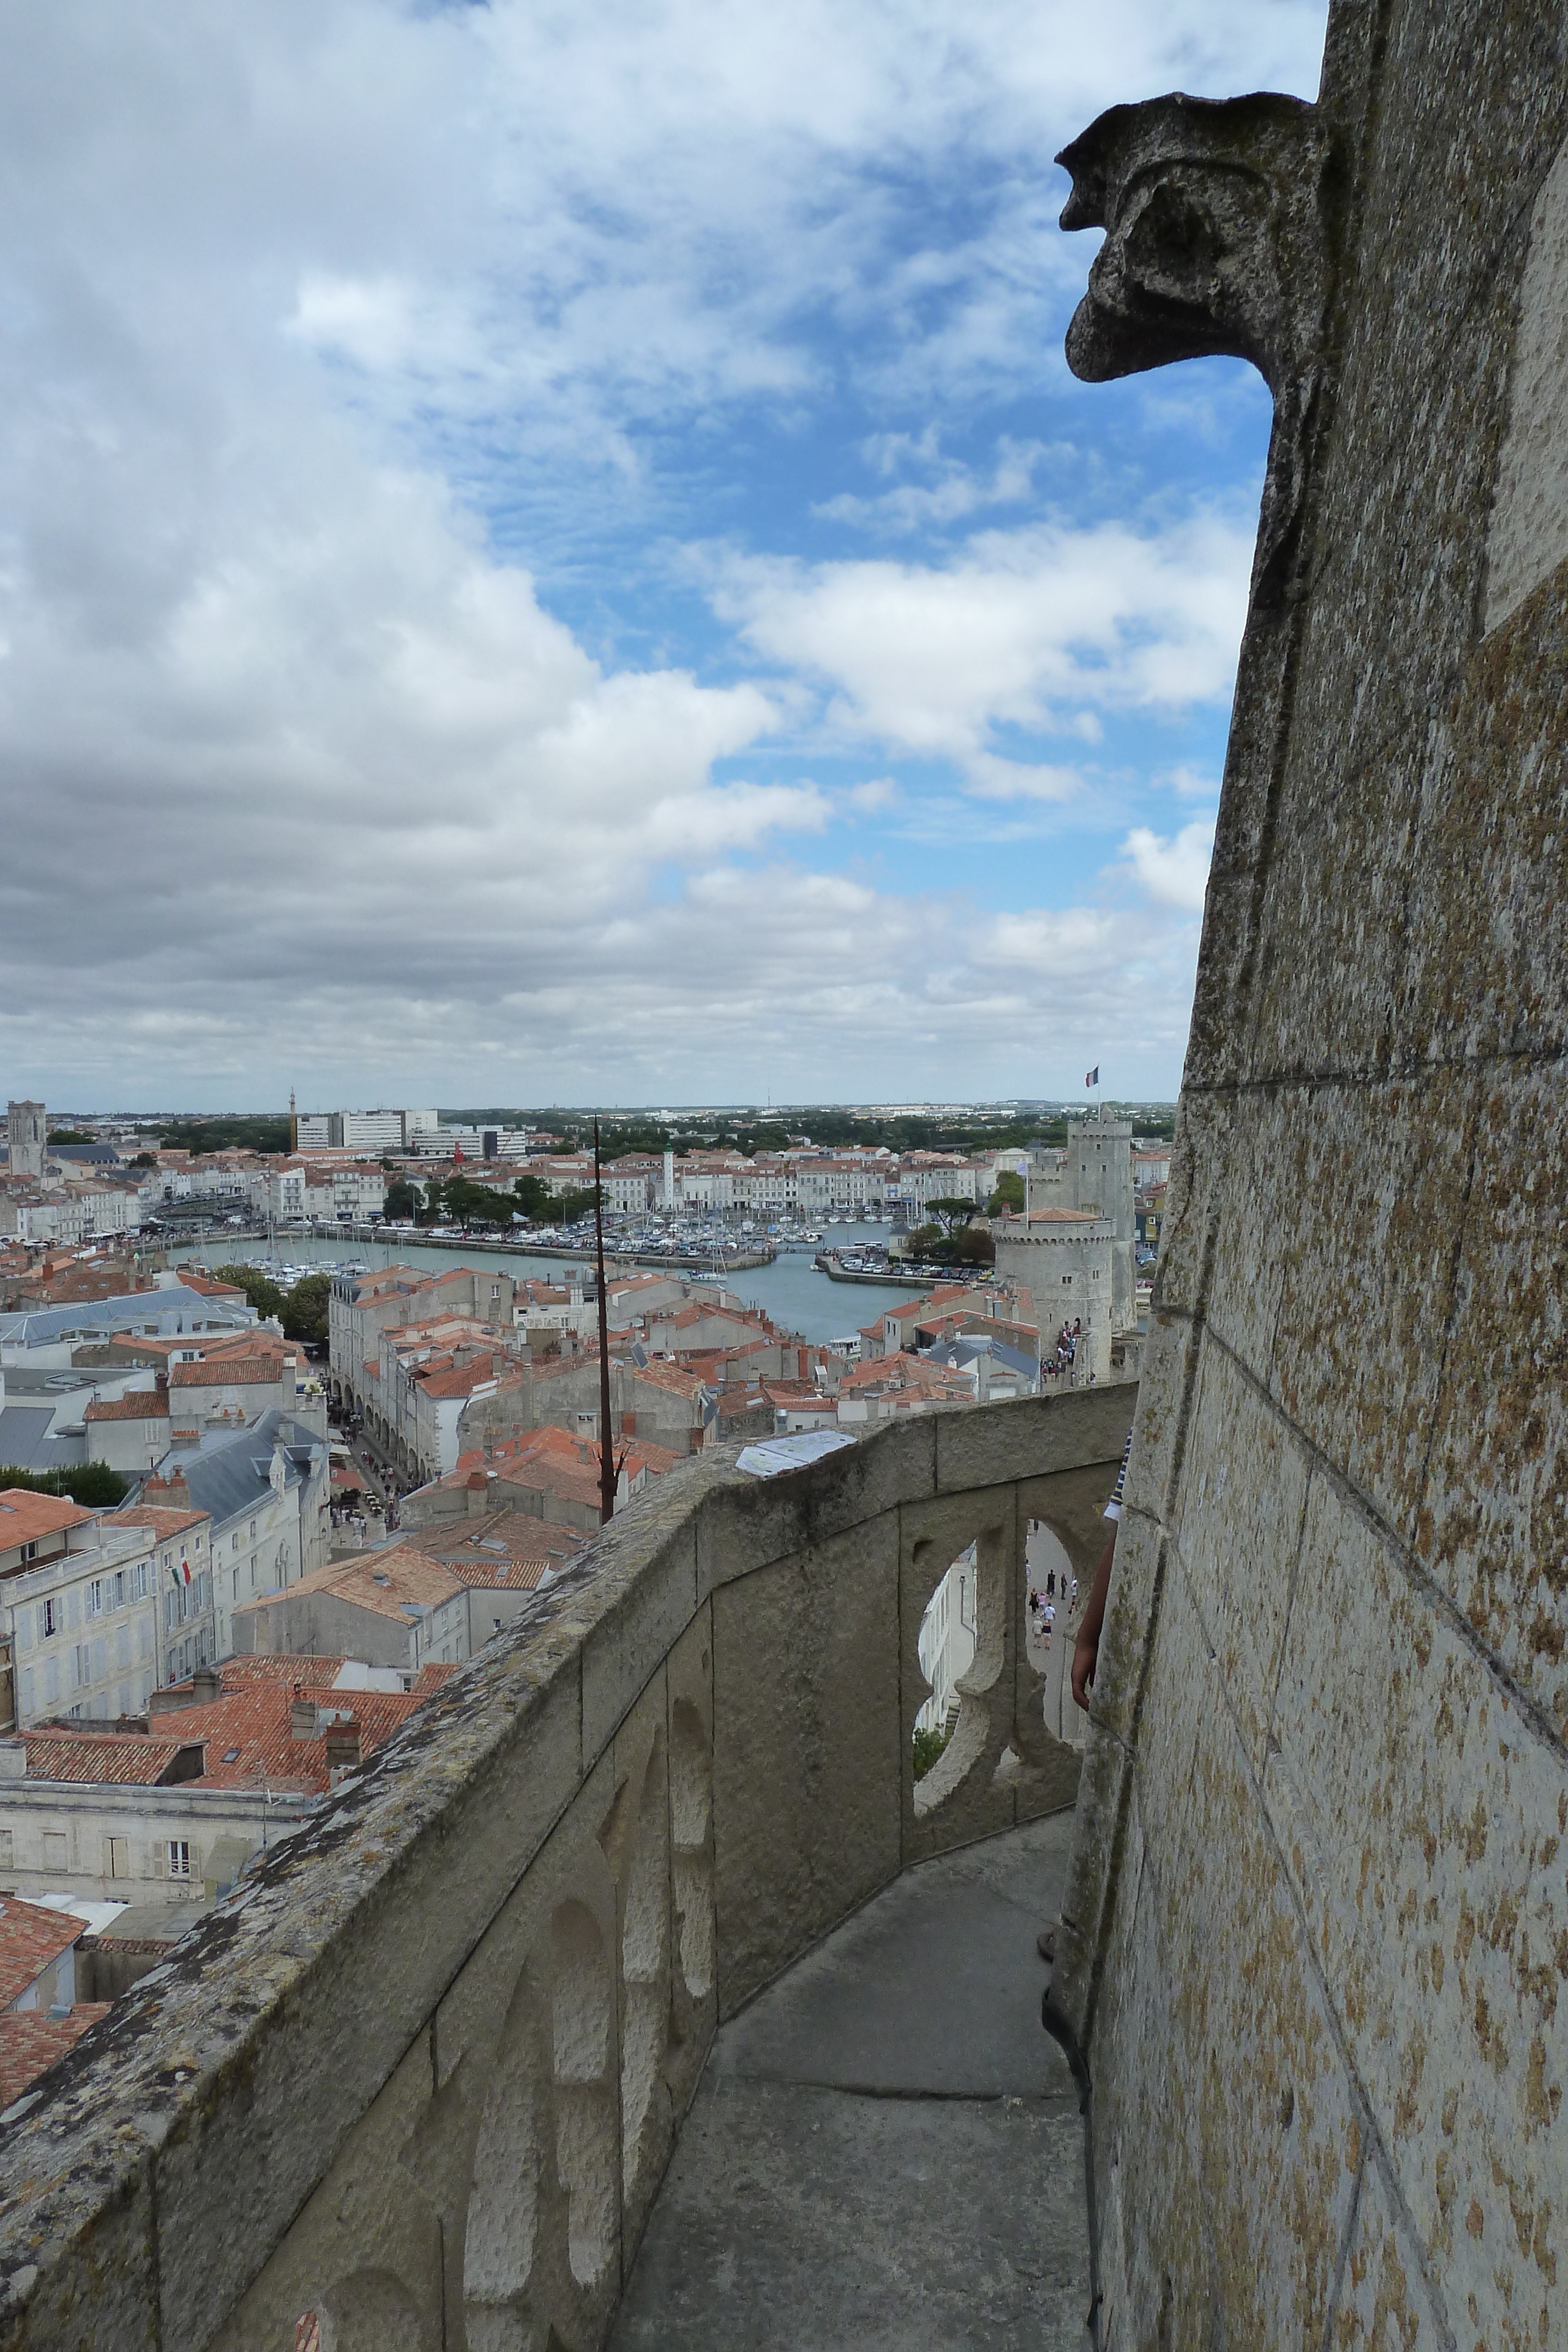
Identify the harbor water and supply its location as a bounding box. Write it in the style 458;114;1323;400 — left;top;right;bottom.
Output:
168;1226;922;1348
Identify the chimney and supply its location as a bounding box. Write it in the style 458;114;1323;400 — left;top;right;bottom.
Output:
323;1717;362;1771
290;1687;317;1740
192;1667;220;1705
0;1740;26;1780
466;1470;488;1518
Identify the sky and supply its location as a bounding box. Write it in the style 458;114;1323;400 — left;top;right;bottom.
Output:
0;0;1329;1114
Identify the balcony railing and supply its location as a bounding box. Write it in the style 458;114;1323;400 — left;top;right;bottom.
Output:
0;1385;1131;2350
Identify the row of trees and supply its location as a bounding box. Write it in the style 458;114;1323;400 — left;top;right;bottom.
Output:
0;1463;129;1506
213;1266;332;1347
382;1173;599;1232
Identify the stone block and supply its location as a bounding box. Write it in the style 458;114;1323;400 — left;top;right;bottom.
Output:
580;1516;698;1765
1115;1304;1198;1528
0;2153;160;2352
1328;2152;1452;2350
1415;1059;1568;1735
1081;1503;1164;1748
1167;1337;1313;1775
711;1519;902;2016
1396;583;1568;1069
1150;1087;1236;1324
694;1416;933;1601
934;1385;1129;1495
1251;1073;1475;1546
663;1610;717;2119
207;2036;441;2352
1267;1471;1566;2343
150;1641;585;2351
1045;1710;1134;2052
1104;1588;1364;2346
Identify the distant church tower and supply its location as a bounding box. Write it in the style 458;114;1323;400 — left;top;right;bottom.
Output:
6;1100;45;1181
289;1088;297;1155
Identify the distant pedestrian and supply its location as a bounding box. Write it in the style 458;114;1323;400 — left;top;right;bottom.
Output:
1044;1599;1055;1649
1046;1569;1056;1599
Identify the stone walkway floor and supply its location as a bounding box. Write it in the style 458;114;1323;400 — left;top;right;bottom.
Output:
611;1809;1091;2352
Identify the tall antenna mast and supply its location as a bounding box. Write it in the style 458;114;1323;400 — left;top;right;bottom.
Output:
594;1118;614;1523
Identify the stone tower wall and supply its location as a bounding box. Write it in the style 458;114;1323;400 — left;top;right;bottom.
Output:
1048;6;1568;2343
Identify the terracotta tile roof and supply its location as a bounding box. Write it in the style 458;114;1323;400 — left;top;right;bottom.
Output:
0;1898;85;2009
0;2005;112;2108
21;1730;199;1785
0;1492;93;1548
235;1548;463;1624
82;1391;170;1422
105;1505;210;1542
168;1358;285;1388
142;1666;458;1794
413;1358;500;1401
406;1514;586;1587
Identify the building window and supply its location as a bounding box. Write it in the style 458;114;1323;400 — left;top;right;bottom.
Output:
39;1598;56;1642
42;1659;58;1707
72;1644;91;1690
19;1668;32;1716
86;1580;103;1617
166;1840;191;1879
132;1562;149;1600
42;1830;67;1872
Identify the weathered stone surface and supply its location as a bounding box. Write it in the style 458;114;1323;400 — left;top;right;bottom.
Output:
1268;1471;1564;2341
710;1518;902;2015
1056;5;1568;2337
934;1382;1129;1494
693;1414;935;1601
1169;1334;1313;1775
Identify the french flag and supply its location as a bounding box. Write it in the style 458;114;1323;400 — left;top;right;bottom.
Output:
1085;1066;1099;1089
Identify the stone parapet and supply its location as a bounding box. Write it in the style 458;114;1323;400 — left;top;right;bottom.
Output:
0;1386;1131;2351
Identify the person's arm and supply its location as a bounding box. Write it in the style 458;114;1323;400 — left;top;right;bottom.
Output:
1071;1522;1118;1712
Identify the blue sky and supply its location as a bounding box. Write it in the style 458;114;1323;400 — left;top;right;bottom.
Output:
0;0;1328;1111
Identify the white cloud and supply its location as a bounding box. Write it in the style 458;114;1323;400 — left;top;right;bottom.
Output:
815;436;1051;533
710;512;1254;778
847;777;900;813
0;0;1327;1102
1121;821;1216;912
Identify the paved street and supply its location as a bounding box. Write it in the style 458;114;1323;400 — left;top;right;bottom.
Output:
1024;1521;1089;1752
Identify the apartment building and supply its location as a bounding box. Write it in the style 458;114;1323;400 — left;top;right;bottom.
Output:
0;1492;198;1726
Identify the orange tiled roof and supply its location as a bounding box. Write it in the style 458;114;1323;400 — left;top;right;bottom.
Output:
105;1505;210;1542
0;1898;85;2009
168;1358;285;1388
0;2005;112;2108
21;1732;196;1786
82;1391;169;1422
0;1492;93;1547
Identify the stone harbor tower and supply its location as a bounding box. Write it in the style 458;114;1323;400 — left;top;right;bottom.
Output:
6;1100;45;1181
1066;1113;1135;1328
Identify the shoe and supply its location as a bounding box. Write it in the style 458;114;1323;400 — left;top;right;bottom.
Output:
1037;1926;1056;1963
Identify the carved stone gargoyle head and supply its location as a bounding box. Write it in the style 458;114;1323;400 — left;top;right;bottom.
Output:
1056;92;1332;600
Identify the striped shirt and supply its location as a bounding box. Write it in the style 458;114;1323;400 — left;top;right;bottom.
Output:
1104;1432;1132;1521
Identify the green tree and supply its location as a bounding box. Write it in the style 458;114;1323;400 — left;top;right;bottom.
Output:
282;1273;331;1347
442;1176;514;1228
912;1722;951;1782
987;1171;1026;1215
382;1177;423;1222
46;1128;93;1145
511;1172;566;1225
925;1197;978;1238
130;1151;158;1170
213;1264;287;1323
0;1463;130;1507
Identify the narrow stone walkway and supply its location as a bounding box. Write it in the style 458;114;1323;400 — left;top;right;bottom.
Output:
612;1810;1091;2351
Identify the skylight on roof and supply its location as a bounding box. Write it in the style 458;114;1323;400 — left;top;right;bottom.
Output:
222;1746;240;1763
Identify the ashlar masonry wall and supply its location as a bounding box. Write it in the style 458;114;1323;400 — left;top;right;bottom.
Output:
1048;5;1568;2345
0;1385;1129;2351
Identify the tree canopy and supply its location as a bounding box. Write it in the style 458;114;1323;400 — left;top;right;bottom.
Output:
0;1462;129;1506
987;1172;1026;1214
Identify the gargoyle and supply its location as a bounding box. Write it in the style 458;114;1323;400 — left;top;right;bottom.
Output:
1055;92;1332;603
